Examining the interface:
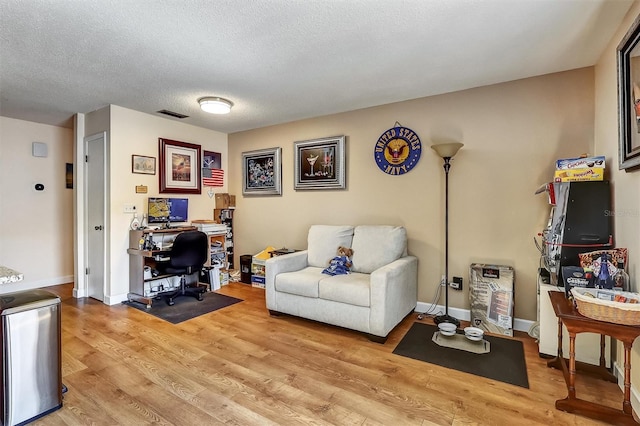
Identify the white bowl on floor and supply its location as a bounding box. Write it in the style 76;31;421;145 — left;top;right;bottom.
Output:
438;322;457;337
464;327;484;341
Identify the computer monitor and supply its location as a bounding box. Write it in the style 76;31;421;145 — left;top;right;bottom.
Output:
147;197;189;225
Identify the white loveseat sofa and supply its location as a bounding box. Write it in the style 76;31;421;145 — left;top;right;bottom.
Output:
265;225;418;342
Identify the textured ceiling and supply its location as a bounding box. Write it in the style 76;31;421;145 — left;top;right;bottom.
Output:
0;0;634;134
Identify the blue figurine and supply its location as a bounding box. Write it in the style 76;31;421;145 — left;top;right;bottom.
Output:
595;252;614;289
322;246;354;276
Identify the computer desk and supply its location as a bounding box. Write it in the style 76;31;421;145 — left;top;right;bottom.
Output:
126;227;196;308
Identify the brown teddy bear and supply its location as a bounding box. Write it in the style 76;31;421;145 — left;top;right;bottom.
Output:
322;246;354;276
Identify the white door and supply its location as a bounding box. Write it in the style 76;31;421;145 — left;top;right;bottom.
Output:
85;133;106;301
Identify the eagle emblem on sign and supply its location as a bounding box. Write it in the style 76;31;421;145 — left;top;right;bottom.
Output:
374;125;421;175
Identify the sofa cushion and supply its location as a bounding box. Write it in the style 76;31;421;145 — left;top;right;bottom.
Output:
351;226;407;273
318;272;370;307
274;267;324;298
307;225;354;268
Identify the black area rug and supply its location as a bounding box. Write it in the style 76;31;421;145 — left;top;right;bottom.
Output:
393;322;529;388
123;292;242;324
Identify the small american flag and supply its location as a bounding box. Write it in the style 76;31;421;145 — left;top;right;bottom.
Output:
202;168;224;187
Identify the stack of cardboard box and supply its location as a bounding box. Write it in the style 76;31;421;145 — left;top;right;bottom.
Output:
554;155;605;182
252;246;276;288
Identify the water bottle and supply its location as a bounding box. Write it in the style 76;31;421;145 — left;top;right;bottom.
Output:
614;261;630;292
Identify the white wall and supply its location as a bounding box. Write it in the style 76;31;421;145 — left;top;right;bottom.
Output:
0;116;74;292
229;68;595;323
100;105;228;303
594;0;640;409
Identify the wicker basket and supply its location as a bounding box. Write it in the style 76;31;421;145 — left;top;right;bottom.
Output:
571;288;640;325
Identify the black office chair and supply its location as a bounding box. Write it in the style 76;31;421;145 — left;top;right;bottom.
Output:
161;230;208;306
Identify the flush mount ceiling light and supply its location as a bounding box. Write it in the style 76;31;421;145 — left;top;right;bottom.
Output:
198;97;233;114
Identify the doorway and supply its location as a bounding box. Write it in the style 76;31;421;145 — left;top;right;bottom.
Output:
84;132;106;301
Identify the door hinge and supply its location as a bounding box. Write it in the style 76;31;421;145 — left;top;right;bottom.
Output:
85;155;89;162
85;267;90;275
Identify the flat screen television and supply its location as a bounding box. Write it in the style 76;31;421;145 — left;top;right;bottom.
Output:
147;197;189;225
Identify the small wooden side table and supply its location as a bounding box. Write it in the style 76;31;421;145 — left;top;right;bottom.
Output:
547;291;640;425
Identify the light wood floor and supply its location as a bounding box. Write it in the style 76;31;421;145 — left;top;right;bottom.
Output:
30;282;626;426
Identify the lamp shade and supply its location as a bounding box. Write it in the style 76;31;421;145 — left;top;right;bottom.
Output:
431;142;463;159
199;97;233;114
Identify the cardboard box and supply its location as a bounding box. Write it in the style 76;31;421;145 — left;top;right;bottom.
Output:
251;260;265;276
469;264;515;336
251;246;275;289
215;193;236;209
556;155;605;170
251;274;266;288
215;193;231;208
553;168;604;182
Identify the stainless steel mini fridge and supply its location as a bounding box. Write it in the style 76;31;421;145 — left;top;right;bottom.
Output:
0;289;62;426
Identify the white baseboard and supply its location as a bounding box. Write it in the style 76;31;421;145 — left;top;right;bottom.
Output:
105;293;129;306
73;286;86;298
415;301;535;334
613;360;640;416
0;275;73;294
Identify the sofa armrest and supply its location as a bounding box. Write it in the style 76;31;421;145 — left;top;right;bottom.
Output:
265;250;309;310
369;255;418;337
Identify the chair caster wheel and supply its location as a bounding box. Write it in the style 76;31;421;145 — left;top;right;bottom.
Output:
168;299;175;306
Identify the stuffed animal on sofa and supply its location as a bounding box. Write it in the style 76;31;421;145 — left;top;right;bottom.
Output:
322;246;354;276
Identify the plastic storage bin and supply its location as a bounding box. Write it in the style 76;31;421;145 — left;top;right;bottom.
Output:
0;289;62;425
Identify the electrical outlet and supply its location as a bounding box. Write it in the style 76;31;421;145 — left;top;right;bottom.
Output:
440;275;446;286
450;276;463;290
123;204;136;213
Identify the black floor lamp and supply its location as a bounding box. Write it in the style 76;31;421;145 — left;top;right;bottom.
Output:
431;142;464;327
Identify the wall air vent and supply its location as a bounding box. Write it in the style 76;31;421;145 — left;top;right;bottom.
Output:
157;109;189;119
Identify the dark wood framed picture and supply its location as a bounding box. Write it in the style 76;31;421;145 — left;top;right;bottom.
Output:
294;135;345;190
617;13;640;171
158;138;201;194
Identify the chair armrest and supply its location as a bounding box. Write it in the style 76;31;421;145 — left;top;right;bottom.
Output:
265;250;309;309
369;255;418;337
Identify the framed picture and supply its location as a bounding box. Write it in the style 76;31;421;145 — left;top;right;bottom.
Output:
65;163;73;189
617;13;640;171
159;138;201;194
203;150;222;169
242;147;282;196
294;135;345;190
131;155;156;175
202;150;223;187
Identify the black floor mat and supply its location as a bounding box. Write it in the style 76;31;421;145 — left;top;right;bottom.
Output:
393;322;529;388
124;291;242;324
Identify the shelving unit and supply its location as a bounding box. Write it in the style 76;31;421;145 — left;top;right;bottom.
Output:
535;181;613;366
214;208;234;269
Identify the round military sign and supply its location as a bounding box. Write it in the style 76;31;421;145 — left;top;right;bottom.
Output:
374;126;422;175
